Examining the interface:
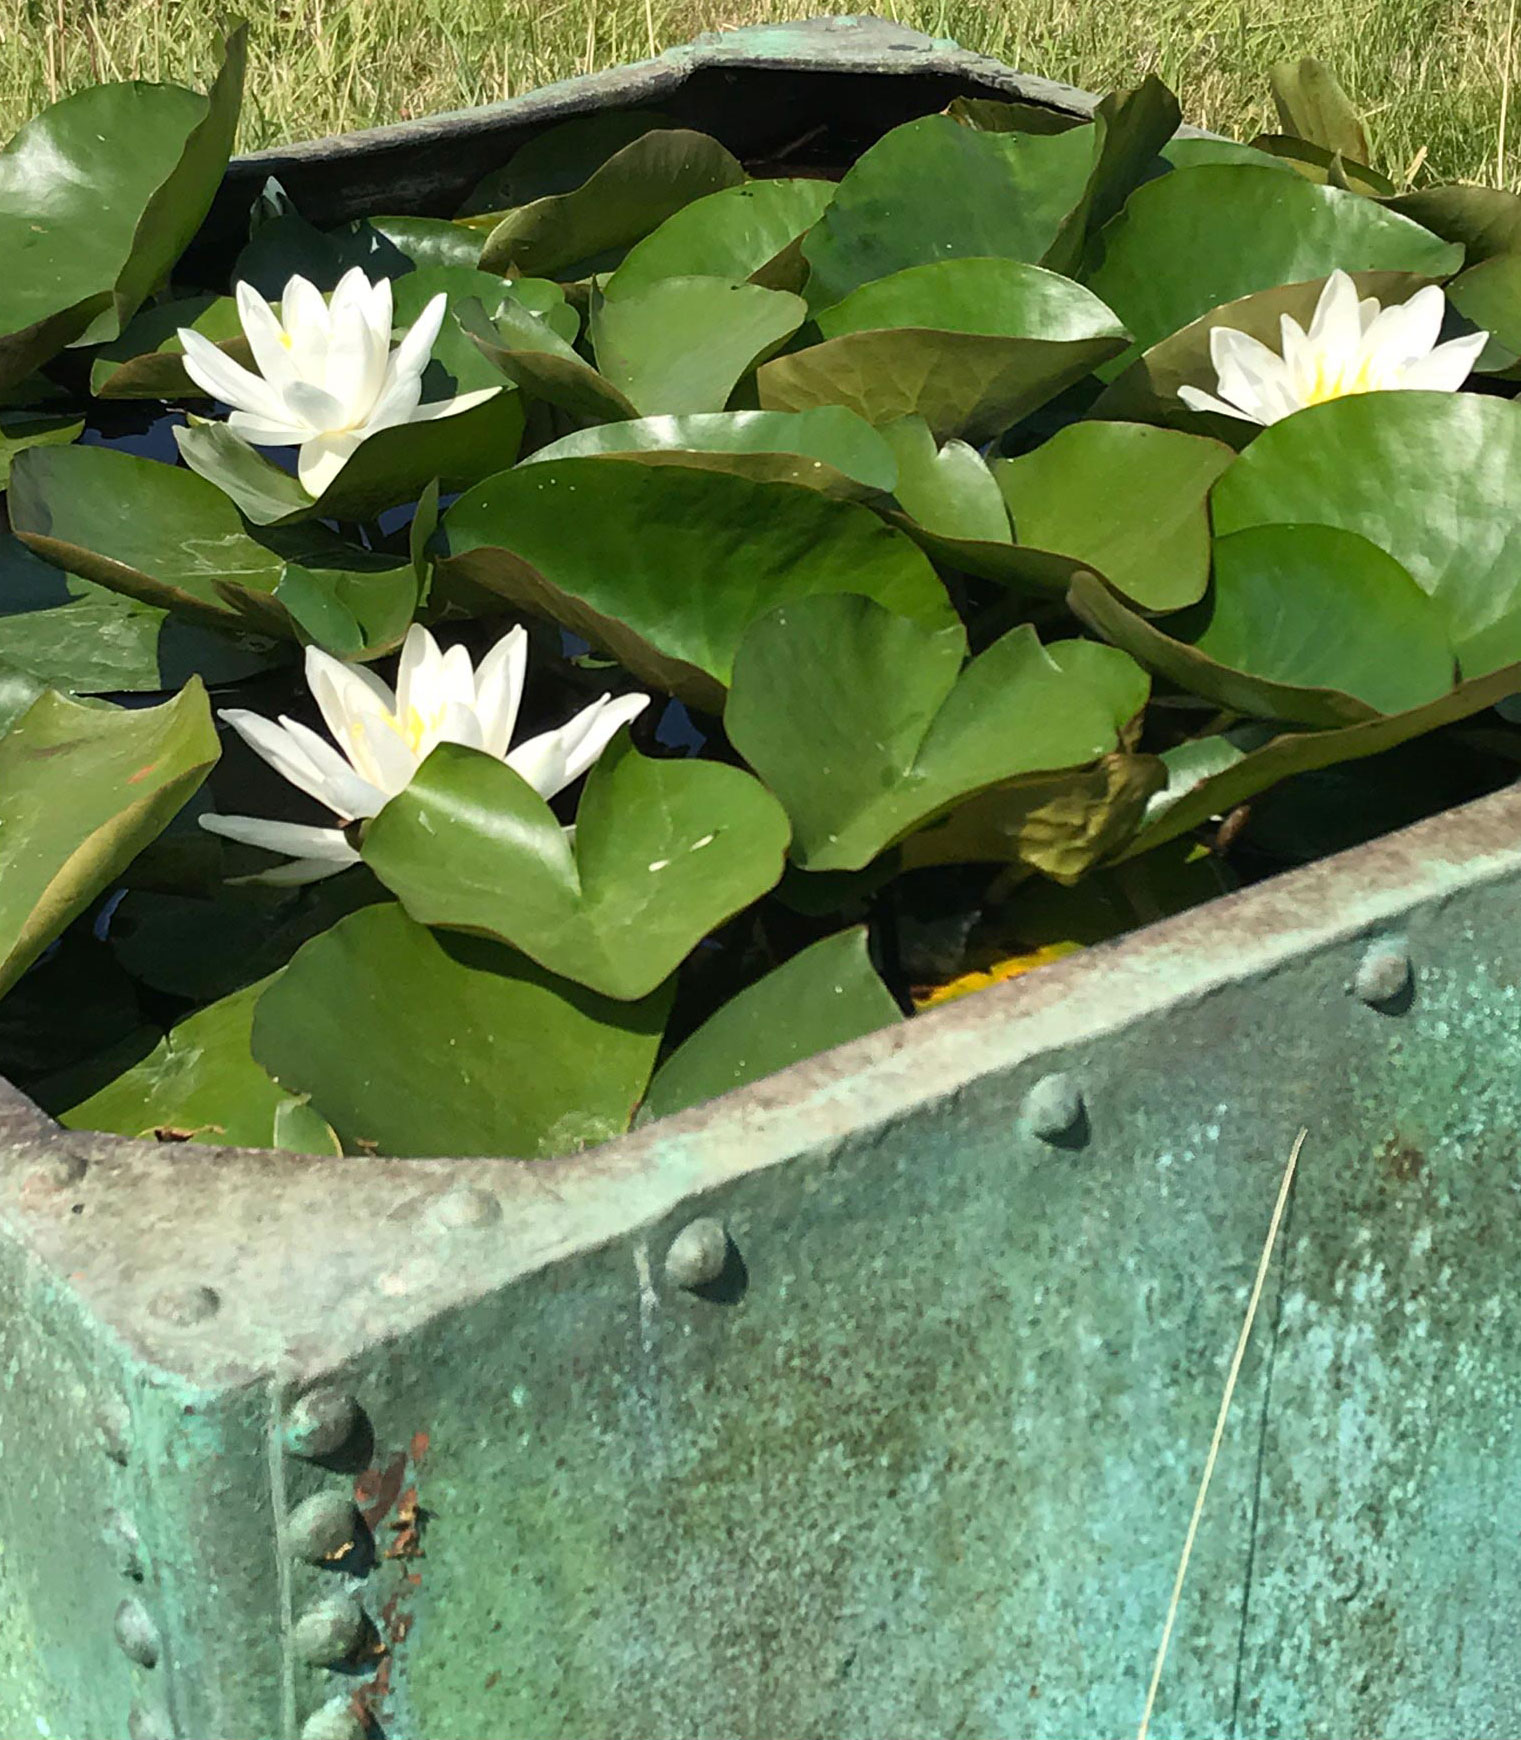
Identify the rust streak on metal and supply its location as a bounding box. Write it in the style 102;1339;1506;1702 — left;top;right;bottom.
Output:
355;1452;407;1531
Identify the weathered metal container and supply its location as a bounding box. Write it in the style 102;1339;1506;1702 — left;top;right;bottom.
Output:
4;21;1518;1740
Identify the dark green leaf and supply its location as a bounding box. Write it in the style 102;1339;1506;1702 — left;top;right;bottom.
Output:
459;110;679;214
478;130;747;277
60;979;341;1153
1385;185;1521;265
251;902;671;1158
272;561;418;659
461;295;637;426
1086;165;1461;352
0;682;218;997
943;95;1087;135
724;596;1131;870
1247;134;1394;197
233;210;483;297
363;736;791;1000
1210;391;1521;676
1445;254;1521;374
438;457;953;709
802;114;1098;309
1069;524;1456;726
639;927;901;1123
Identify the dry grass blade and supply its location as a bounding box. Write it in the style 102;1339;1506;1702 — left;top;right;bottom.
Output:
1135;1126;1308;1740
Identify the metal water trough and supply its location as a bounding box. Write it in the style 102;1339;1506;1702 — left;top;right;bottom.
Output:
3;20;1517;1740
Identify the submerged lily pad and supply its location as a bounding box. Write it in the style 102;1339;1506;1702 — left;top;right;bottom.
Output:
437;457;953;709
1210;391;1521;676
724;596;1137;870
639;926;902;1123
0;682;218;997
363;736;791;1000
759;257;1129;441
251;902;671;1158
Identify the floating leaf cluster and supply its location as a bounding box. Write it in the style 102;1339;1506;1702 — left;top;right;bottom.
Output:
2;38;1518;1156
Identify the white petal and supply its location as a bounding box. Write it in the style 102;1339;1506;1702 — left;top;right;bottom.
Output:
199;812;361;863
433;700;486;754
235;280;301;393
217;708;350;817
1307;270;1362;355
394;623;443;724
507;692;651;800
235;855;355;887
358;366;425;437
1178;383;1264;423
225;409;312;446
1395;330;1489;392
351;711;422;795
282;379;352;432
280;273;332;373
296;430;363;497
390;291;448;385
1211;327;1300;423
177;326;291;422
406;387;499;424
273;715;391;818
473;625;528;758
324;269;392;421
305;644;395;744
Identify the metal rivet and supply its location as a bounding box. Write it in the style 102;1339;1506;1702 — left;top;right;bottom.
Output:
287;1491;360;1564
291;1591;367;1665
664;1217;730;1290
1022;1072;1085;1143
429;1183;502;1230
299;1696;367;1740
147;1284;220;1327
127;1702;174;1740
283;1387;360;1461
113;1596;161;1668
1355;940;1411;1008
102;1508;145;1580
96;1396;131;1465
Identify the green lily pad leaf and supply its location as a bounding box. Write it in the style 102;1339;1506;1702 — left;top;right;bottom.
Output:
1092;270;1439;427
438;458;953;710
1086;165;1461;353
899;750;1166;881
233;209;483;298
90;293;245;398
0;682;218;998
1069;525;1457;727
272;561;419;660
250;902;671;1158
522;407;899;496
393;267;569;394
993;420;1233;607
478;130;748;278
7;442;395;637
1268;57;1371;164
1042;76;1181;279
0;26;245;389
943;95;1086;136
1120;659;1521;859
802;115;1098;311
1248;135;1394;198
759;258;1128;442
59;978;340;1153
881;416;1011;543
591;277;807;415
1385;185;1521;265
460;296;636;426
608;178;836;298
0;410;81;485
459;110;679;215
1161;138;1299;173
175;385;524;525
1445;254;1521;374
0;664;43;736
724;596;1127;871
363;736;791;1000
639;926;901;1123
1210;391;1521;677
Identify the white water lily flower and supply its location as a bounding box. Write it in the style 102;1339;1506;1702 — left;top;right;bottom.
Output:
200;624;651;884
1177;270;1489;427
177;267;496;496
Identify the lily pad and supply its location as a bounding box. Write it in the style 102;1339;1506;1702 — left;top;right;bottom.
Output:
0;25;245;389
882;417;1011;543
1268;57;1372;164
362;735;791;1000
639;927;902;1123
591;277;807;415
90;293;245;398
233;209;484;298
461;296;637;426
459;110;678;214
1385;185;1521;264
174;385;524;526
1209;391;1521;676
522;408;899;496
1092;270;1440;426
60;978;341;1153
250;902;671;1158
724;596;1133;870
607;178;836;297
993;420;1233;608
1069;524;1457;727
271;561;419;660
1120;659;1521;858
1444;254;1521;374
759;257;1128;442
0;682;218;997
437;457;953;710
1248;134;1394;198
478;130;748;278
1086;164;1462;353
802;114;1098;310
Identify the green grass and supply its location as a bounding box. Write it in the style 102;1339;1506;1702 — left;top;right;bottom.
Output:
0;0;1514;186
